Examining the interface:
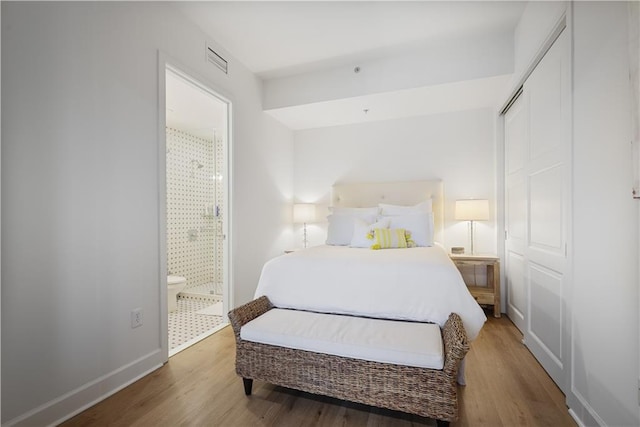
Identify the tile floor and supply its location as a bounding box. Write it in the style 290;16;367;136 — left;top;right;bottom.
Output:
168;296;226;355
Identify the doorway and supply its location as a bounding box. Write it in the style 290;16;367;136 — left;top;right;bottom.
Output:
164;66;231;356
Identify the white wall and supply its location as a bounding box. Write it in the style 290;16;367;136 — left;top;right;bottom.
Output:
513;2;639;426
512;1;567;88
1;2;293;424
293;108;497;255
572;2;639;426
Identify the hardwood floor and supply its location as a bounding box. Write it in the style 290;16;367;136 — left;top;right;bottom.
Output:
62;313;576;427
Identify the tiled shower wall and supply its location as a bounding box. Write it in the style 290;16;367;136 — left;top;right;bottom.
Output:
167;127;224;292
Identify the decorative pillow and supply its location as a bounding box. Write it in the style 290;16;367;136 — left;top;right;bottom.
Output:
326;214;377;246
329;206;380;215
369;228;411;250
379;200;432;216
385;212;434;247
350;217;390;248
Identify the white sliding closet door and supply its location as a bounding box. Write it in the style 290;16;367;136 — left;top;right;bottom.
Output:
504;29;570;391
525;29;570;391
505;93;528;334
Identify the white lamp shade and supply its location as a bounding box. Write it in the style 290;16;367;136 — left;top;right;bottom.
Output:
293;203;316;223
455;199;489;221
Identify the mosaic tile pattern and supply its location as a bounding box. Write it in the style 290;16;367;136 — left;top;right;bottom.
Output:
166;128;224;293
214;131;225;290
169;296;225;352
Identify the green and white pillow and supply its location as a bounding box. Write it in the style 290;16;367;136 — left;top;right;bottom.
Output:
369;228;415;250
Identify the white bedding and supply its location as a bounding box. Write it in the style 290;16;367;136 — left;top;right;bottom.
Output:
254;245;486;340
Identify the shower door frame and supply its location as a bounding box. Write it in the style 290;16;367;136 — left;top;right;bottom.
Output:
157;52;233;361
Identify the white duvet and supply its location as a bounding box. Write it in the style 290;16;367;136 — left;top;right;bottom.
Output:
254;245;486;340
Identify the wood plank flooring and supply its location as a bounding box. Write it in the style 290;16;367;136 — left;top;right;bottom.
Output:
62;314;576;427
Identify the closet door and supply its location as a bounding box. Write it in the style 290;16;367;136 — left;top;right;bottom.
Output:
525;29;569;391
505;93;528;333
504;29;570;392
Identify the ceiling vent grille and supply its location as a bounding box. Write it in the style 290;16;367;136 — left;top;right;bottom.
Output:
206;44;228;74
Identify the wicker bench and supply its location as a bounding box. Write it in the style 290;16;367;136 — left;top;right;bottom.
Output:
228;296;469;427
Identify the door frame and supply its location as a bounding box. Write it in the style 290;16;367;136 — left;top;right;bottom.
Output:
157;51;234;361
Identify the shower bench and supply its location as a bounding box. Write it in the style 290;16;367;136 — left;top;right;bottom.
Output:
228;296;469;427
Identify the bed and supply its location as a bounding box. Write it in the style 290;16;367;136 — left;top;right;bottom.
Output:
254;244;485;341
254;180;486;340
231;180;486;424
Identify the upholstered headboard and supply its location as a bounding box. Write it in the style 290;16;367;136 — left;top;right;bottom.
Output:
331;180;444;244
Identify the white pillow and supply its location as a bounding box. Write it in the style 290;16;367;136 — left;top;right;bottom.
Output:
378;200;432;216
385;213;434;247
329;206;380;216
350;217;391;248
326;214;377;246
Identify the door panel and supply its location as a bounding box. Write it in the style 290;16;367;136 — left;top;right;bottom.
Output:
506;251;526;325
530;164;564;251
504;92;528;333
507;181;527;240
506;106;527;175
529;46;563;161
529;263;563;362
504;29;569;393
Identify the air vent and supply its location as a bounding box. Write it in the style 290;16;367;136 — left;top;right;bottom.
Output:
206;44;228;74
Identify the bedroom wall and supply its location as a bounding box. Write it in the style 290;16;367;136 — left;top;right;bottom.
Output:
571;2;638;426
513;2;639;426
512;1;567;87
1;2;294;425
293;107;497;255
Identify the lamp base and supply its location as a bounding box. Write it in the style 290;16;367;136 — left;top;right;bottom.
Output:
469;220;477;255
302;223;308;249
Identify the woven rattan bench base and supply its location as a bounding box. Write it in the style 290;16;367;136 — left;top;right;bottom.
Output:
229;296;469;425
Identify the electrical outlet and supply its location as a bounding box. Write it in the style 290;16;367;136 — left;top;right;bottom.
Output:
131;308;143;329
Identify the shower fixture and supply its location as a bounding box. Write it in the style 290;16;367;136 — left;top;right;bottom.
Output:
191;159;204;169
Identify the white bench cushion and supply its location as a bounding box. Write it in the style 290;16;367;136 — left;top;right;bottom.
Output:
240;308;444;370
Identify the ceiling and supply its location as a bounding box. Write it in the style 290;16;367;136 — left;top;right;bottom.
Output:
268;74;512;130
175;1;525;78
171;1;527;130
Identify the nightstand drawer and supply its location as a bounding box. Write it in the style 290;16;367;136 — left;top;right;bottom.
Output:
454;260;493;267
470;290;494;305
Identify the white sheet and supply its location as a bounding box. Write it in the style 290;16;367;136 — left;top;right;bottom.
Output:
254;245;486;340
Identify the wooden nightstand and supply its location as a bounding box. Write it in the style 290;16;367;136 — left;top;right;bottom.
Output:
450;254;501;318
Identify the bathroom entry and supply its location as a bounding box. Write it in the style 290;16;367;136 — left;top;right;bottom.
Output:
164;66;230;356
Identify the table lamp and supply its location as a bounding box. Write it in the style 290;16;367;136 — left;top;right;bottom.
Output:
293;203;316;248
455;199;489;255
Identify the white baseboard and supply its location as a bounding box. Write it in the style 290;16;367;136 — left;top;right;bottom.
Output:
6;349;165;427
569;408;587;427
569;388;605;427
